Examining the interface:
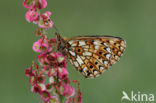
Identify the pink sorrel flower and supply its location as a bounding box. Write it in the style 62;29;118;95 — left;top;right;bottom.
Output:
25;9;39;23
36;74;45;83
46;83;53;92
25;67;34;77
58;83;75;97
57;67;68;79
40;90;51;101
48;39;56;46
33;40;42;52
23;0;35;9
33;37;52;53
65;97;74;103
36;0;47;9
49;96;59;103
38;11;54;29
56;53;66;63
31;83;46;93
23;0;83;102
48;68;57;77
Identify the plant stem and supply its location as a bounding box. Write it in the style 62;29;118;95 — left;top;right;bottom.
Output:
59;95;65;103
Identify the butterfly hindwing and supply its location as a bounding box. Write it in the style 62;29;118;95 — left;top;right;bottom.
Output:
62;36;126;78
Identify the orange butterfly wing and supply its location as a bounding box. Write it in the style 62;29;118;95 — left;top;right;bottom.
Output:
63;36;126;78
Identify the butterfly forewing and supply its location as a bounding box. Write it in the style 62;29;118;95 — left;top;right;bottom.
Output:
58;35;126;78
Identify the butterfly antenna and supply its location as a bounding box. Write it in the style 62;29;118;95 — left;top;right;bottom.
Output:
53;25;60;36
53;25;62;44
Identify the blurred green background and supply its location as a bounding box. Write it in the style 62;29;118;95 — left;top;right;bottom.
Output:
0;0;156;103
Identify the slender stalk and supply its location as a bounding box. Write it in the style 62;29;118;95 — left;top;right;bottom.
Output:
59;94;65;103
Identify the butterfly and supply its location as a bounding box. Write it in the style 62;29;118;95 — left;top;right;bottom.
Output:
55;33;126;78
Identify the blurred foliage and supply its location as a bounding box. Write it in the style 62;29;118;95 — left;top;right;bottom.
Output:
0;0;156;103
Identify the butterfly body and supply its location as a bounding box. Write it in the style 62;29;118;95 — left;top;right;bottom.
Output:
56;33;126;78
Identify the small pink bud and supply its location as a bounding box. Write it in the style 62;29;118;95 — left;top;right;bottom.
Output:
32;40;42;52
38;83;46;91
23;0;35;9
36;75;45;83
36;0;47;9
33;38;51;53
31;84;42;93
42;67;49;74
65;97;73;103
48;68;57;77
65;85;75;97
25;67;34;77
29;76;36;85
48;52;57;60
37;53;51;68
49;76;54;84
74;91;82;103
59;84;75;97
48;39;56;46
58;67;68;79
25;9;39;23
56;53;65;63
40;90;51;101
38;12;54;29
31;84;46;93
49;96;59;103
45;11;52;16
46;83;53;92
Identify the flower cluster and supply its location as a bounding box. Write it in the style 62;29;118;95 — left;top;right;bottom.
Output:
23;0;82;103
24;0;53;29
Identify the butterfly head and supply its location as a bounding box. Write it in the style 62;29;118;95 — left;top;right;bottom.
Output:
55;33;69;56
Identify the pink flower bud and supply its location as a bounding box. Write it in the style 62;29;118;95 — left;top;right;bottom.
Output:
49;76;54;84
59;84;75;97
56;53;66;63
40;90;51;101
33;38;51;53
29;76;37;85
48;68;57;77
57;67;68;79
36;0;47;9
48;52;57;60
49;96;59;103
65;97;73;103
38;12;54;29
25;9;39;23
74;91;82;103
37;53;50;68
42;67;49;74
38;83;46;91
25;67;34;77
45;11;52;16
23;0;35;9
48;39;56;46
31;84;42;93
33;40;42;52
46;83;53;92
31;84;46;93
36;75;45;83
